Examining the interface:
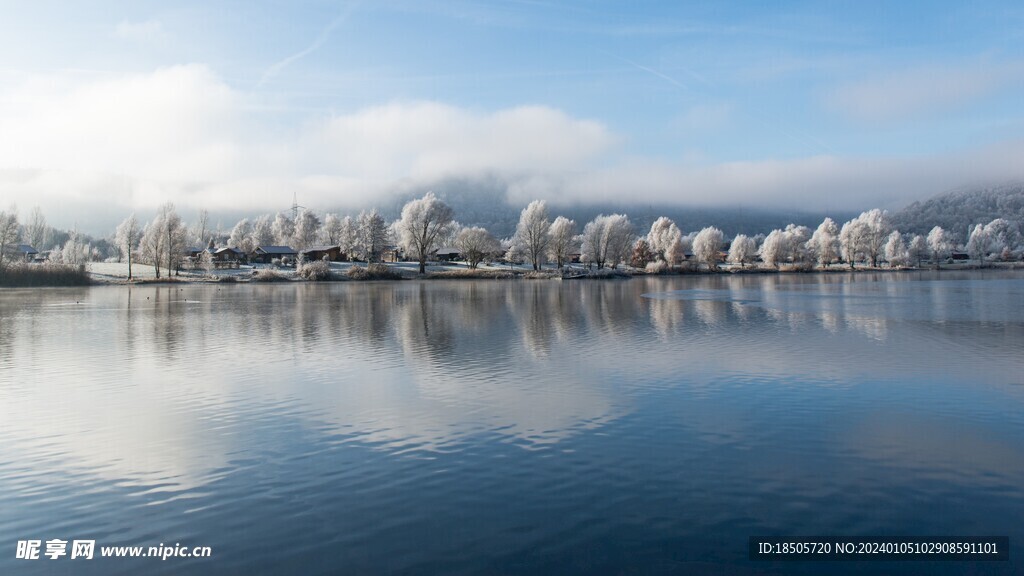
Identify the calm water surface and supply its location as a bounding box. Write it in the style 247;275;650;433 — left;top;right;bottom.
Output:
1;271;1022;575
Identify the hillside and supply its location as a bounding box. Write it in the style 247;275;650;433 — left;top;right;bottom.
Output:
892;182;1024;241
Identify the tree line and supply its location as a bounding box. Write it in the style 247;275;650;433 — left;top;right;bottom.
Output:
1;195;1021;279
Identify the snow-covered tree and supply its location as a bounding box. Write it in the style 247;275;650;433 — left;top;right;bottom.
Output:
322;213;342;245
229;219;254;254
24;206;50;252
338;216;357;260
808;217;839;267
966;223;992;264
115;213;141;279
692;226;724;270
139;218;165;278
396;192;455;273
839;218;865;269
511;200;551;271
272;212;295;246
0;205;19;271
157;203;187;275
547;216;578;268
927;226;951;264
647;216;684;267
727;234;756;268
357;209;390;263
455;226;500;269
907;235;928;267
292;209;321;250
884;231;907;267
580;214;634;269
192;209;210;247
198;249;214;276
630;238;655;269
782;224;812;263
759;229;786;269
250;215;275;248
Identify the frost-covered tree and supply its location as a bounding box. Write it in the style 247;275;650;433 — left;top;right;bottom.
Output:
808;217;839;267
782;224;811;264
139;218;165;278
580;215;612;269
24;206;50;252
907;235;928;267
692;226;724;270
884;231;907;267
357;209;390;263
157;203;187;275
547;216;578;268
580;214;634;269
272;212;295;246
250;215;274;248
966;223;992;264
510;200;551;271
397;193;455;273
292;209;321;250
630;238;655;268
839;218;865;269
198;249;214;276
338;216;357;260
727;234;756;268
322;213;342;245
61;229;88;265
229;218;254;254
192;209;210;247
647;216;684;267
455;226;500;269
927;226;951;265
0;205;19;271
759;229;786;269
115;213;141;279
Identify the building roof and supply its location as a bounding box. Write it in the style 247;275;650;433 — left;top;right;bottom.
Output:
215;247;245;255
254;245;298;255
300;245;340;254
434;247;460;256
16;244;38;254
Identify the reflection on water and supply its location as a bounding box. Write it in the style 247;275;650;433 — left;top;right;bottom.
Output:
1;270;1023;575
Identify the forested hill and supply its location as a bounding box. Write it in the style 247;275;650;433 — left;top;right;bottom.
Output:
376;178;854;239
892;182;1024;240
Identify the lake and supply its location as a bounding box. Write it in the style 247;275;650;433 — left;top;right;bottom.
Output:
1;271;1022;575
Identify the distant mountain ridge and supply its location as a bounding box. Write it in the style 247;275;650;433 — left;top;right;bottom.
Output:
892;182;1024;240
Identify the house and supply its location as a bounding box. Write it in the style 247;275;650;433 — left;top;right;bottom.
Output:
214;247;246;262
251;245;298;264
381;245;402;263
434;247;461;262
300;245;343;262
15;244;38;262
184;246;204;259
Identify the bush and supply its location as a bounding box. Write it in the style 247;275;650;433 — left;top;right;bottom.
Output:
297;260;332;281
645;260;668;274
0;263;91;287
346;263;403;280
428;269;516;279
217;274;239;283
252;269;289;282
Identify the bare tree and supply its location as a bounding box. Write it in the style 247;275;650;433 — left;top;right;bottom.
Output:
25;206;50;252
397;192;455;273
908;235;928;267
193;209;210;247
139;218;165;278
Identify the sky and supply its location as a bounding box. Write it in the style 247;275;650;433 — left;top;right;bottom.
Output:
2;0;1024;232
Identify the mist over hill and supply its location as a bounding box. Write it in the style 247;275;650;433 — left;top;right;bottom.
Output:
366;177;855;239
891;182;1024;241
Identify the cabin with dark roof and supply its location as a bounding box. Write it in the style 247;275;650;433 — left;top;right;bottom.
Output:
434;247;460;262
15;244;38;262
251;245;298;264
300;245;343;262
214;247;246;263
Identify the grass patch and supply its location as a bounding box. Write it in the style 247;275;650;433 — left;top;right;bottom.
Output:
426;268;516;279
0;263;91;287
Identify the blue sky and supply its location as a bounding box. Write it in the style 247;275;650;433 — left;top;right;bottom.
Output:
2;0;1024;230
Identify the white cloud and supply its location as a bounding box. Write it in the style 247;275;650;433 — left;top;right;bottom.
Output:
827;60;1024;122
114;19;169;44
1;64;1022;233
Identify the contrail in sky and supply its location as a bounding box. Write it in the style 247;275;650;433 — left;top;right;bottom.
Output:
258;2;360;88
